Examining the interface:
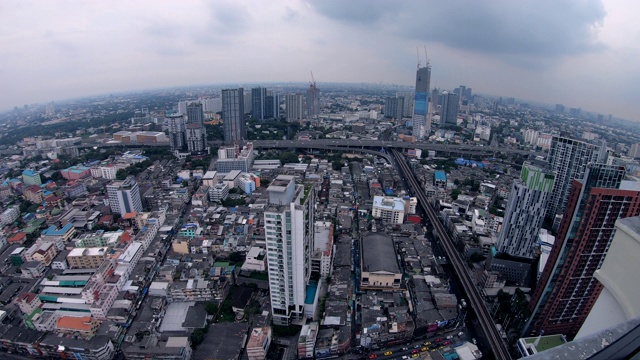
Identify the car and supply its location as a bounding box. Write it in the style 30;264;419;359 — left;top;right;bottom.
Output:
446;335;454;340
435;338;443;343
411;355;419;358
423;341;431;346
410;349;419;354
402;356;409;360
457;332;464;337
414;344;421;349
368;354;378;359
443;341;451;346
384;351;393;356
401;347;409;351
421;347;428;352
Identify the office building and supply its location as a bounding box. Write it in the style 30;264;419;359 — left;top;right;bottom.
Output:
412;64;431;139
265;91;280;119
440;91;460;126
167;114;187;152
526;164;640;339
186;102;204;126
397;92;413;117
545;136;606;220
497;163;555;259
576;216;640;339
264;175;315;325
222;88;245;143
106;176;143;216
251;87;267;121
285;94;304;122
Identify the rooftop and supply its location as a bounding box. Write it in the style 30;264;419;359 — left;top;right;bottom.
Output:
361;232;400;274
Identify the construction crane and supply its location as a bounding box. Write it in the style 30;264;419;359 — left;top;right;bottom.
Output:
310;70;316;87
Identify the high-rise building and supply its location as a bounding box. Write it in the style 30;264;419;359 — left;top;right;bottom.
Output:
251;87;267;121
186;102;204;126
526;164;640;339
412;64;431;139
185;124;207;153
545;136;606;220
397;92;413;117
222;88;245;143
628;143;640;159
167;114;186;152
555;104;565;113
440;91;460;126
106;176;143;216
265;91;280;119
430;88;440;112
497;162;555;259
306;83;319;119
384;96;404;120
264;175;315;325
285;94;304;123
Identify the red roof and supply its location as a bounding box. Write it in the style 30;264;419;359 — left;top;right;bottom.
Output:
8;232;26;243
120;232;133;243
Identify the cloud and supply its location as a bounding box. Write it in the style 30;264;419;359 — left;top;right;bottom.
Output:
309;0;607;61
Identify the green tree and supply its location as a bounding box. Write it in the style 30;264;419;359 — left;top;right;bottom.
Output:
451;189;461;200
278;152;299;164
204;302;218;315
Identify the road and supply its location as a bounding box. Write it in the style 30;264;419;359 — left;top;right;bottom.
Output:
391;148;511;360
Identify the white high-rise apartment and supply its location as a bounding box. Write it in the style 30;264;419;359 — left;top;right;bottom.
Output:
106;176;143;216
264;175;315;325
545;135;606;219
497;162;555;258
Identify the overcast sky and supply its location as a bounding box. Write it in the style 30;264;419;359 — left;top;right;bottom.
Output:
1;0;639;120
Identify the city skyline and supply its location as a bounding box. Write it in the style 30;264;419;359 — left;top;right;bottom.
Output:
1;1;639;121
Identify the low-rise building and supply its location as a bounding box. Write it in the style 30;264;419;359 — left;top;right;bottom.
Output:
247;326;271;360
56;316;99;339
67;247;108;269
372;196;405;224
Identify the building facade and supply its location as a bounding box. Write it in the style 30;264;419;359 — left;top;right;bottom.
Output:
264;175;315;325
222;88;246;143
285;94;304;123
412;65;431;139
106;176;143;216
440;91;460;126
497;163;555;259
545;135;606;220
526;164;640;339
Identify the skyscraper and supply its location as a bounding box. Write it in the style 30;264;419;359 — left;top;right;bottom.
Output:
430;88;440;112
526;164;640;339
265;91;280;120
167;114;186;152
412;64;431;139
440;91;460;126
397;92;413;117
186;102;204;126
106;176;143;216
222;88;245;143
264;175;315;325
545;136;606;220
497;162;555;259
251;87;267;121
306;83;319;119
285;94;304;123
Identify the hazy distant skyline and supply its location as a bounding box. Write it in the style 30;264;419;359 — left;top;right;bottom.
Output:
1;0;639;120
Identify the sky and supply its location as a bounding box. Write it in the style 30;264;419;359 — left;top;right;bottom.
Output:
1;0;639;121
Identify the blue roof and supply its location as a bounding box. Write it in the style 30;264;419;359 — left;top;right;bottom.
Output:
435;170;447;181
42;223;73;236
22;170;38;176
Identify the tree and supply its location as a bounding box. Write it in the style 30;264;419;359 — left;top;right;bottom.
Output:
204;302;218;315
451;189;461;200
278;152;299;164
191;329;206;347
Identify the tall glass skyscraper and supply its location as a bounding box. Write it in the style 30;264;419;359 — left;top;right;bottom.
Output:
412;64;431;139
